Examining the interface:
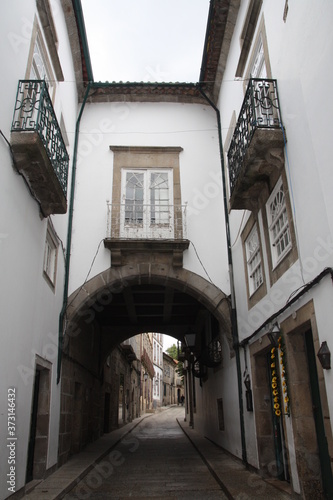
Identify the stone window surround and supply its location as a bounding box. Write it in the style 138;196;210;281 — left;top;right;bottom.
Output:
26;18;57;102
43;222;59;290
107;146;188;267
240;170;298;305
236;0;264;78
36;0;64;81
241;213;267;309
110;146;182;210
261;170;298;286
244;16;272;84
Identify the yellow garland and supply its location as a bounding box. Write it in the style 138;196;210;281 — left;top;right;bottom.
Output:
269;339;290;417
270;347;281;417
278;335;290;416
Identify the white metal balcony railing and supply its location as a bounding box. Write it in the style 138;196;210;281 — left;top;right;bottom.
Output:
106;202;187;240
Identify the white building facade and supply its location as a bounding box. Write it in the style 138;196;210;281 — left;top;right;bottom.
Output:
215;0;333;497
1;1;333;499
0;1;77;498
152;333;163;408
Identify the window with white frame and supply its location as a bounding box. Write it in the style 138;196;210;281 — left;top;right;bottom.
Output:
266;178;291;268
29;30;56;100
245;224;263;296
43;225;58;287
121;169;173;239
250;33;266;79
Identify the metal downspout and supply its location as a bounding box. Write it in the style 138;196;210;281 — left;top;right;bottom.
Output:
197;85;247;465
57;82;92;384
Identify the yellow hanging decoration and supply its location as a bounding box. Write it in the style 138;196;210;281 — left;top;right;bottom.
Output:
278;335;290;416
270;347;281;417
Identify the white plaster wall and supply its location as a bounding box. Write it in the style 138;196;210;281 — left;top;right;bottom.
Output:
218;0;333;481
193;333;243;459
0;2;77;497
69;101;230;296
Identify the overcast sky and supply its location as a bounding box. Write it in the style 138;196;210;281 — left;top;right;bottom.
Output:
163;334;179;352
81;0;210;83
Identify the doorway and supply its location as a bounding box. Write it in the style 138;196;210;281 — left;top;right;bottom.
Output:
281;303;333;499
26;360;51;483
251;341;290;481
287;322;333;499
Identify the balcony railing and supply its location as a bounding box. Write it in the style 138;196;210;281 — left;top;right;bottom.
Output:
227;78;282;195
106;202;187;240
11;80;69;196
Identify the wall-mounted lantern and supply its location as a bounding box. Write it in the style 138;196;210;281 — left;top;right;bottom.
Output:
184;332;196;348
317;341;331;370
244;374;253;412
267;323;280;347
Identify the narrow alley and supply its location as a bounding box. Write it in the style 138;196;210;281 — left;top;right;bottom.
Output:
26;406;292;500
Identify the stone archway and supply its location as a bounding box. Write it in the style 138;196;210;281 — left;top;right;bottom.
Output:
65;263;232;353
58;263;232;465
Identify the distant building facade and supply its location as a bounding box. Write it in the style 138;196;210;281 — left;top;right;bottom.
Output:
163;353;177;406
152;333;163;408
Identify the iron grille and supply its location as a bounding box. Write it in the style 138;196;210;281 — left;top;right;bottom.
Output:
227;78;282;194
200;338;222;368
11;80;69;196
107;202;187;240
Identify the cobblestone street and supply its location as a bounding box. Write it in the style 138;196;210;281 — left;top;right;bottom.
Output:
59;406;291;500
63;407;228;499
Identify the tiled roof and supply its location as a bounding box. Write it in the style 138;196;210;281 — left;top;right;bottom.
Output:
69;0;239;104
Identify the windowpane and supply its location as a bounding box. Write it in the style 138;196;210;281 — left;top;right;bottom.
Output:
245;224;263;296
43;226;58;287
150;172;169;224
266;179;292;267
125;172;144;224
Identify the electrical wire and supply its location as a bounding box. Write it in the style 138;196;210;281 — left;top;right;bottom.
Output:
239;267;333;347
66;238;105;311
231;210;247;247
190;241;213;284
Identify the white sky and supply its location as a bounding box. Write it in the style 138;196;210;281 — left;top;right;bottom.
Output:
81;0;210;83
163;334;179;352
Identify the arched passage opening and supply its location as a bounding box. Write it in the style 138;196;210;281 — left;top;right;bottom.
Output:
58;263;232;465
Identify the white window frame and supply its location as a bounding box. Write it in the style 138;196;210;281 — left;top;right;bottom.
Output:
120;168;174;239
250;33;266;79
28;25;56;101
245;223;263;296
266;178;292;268
43;224;58;287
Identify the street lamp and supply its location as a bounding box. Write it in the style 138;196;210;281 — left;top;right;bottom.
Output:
184;331;196;348
267;323;280;347
317;341;331;370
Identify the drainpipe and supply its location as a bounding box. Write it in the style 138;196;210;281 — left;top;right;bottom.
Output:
57;82;92;384
197;84;247;465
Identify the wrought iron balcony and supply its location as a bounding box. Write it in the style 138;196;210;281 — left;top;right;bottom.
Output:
227;78;285;210
106;202;187;240
104;202;189;267
10;80;69;215
193;338;222;378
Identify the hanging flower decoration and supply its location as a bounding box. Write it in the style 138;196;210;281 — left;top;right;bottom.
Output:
270;347;281;417
269;333;290;417
278;335;290;416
